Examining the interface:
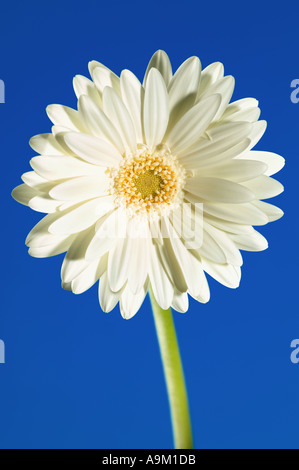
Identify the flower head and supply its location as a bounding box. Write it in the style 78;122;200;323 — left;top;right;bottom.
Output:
12;50;284;318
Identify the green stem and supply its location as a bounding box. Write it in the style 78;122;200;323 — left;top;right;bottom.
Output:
149;286;193;449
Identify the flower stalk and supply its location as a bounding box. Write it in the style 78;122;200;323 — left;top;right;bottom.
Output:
149;286;193;449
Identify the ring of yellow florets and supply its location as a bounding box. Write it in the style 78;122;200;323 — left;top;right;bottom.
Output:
108;145;186;218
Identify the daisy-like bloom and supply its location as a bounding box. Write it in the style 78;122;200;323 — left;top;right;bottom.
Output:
12;50;284;319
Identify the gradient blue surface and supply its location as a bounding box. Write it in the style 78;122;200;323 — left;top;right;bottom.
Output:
0;0;298;449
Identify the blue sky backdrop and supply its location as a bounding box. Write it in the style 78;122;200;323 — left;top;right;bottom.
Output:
0;0;298;449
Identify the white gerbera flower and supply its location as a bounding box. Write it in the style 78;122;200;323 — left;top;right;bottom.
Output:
12;50;284;319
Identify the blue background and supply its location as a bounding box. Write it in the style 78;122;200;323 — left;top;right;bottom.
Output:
0;0;298;449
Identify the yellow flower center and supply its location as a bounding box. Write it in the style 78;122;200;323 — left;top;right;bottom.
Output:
108;146;186;218
132;170;162;199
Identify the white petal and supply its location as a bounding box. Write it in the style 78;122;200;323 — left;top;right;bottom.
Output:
196;62;224;98
224;98;259;113
178;120;252;158
241;120;267;152
242;176;284;199
51;126;77;155
223;107;260;123
149;218;164;244
197;76;235;121
198;159;267;182
167;94;221;153
64;132;121;166
26;213;60;246
144;68;169;148
48;197;114;235
202;258;241;288
180;139;251;170
202;201;268;225
203;222;243;266
170;204;204;250
203;213;254;235
29;133;65;155
198;120;252;143
169;234;210;302
120;70;144;142
189;289;211;305
230;230;268;252
12;181;61;213
127;240;149;294
12;184;38;206
21;171;48;188
88;60;103;77
77;95;125;153
196;227;227;264
221;98;260;122
61;227;96;283
120;282;148;319
126;221;150;294
71;261;99;294
49;175;109;201
107;235;137;292
98;272;123;312
85;208;125;261
238;151;285;176
143;50;172;87
185;177;254;203
29;236;74;258
73;74;102;106
46;105;85;132
28;194;62;213
28;231;67;248
167;56;201;129
252;200;284;222
171;290;189;312
102;87;136;152
30;155;105;180
158;218;188;292
148;242;174;310
72;255;107;295
91;65;121;96
62;281;72;291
